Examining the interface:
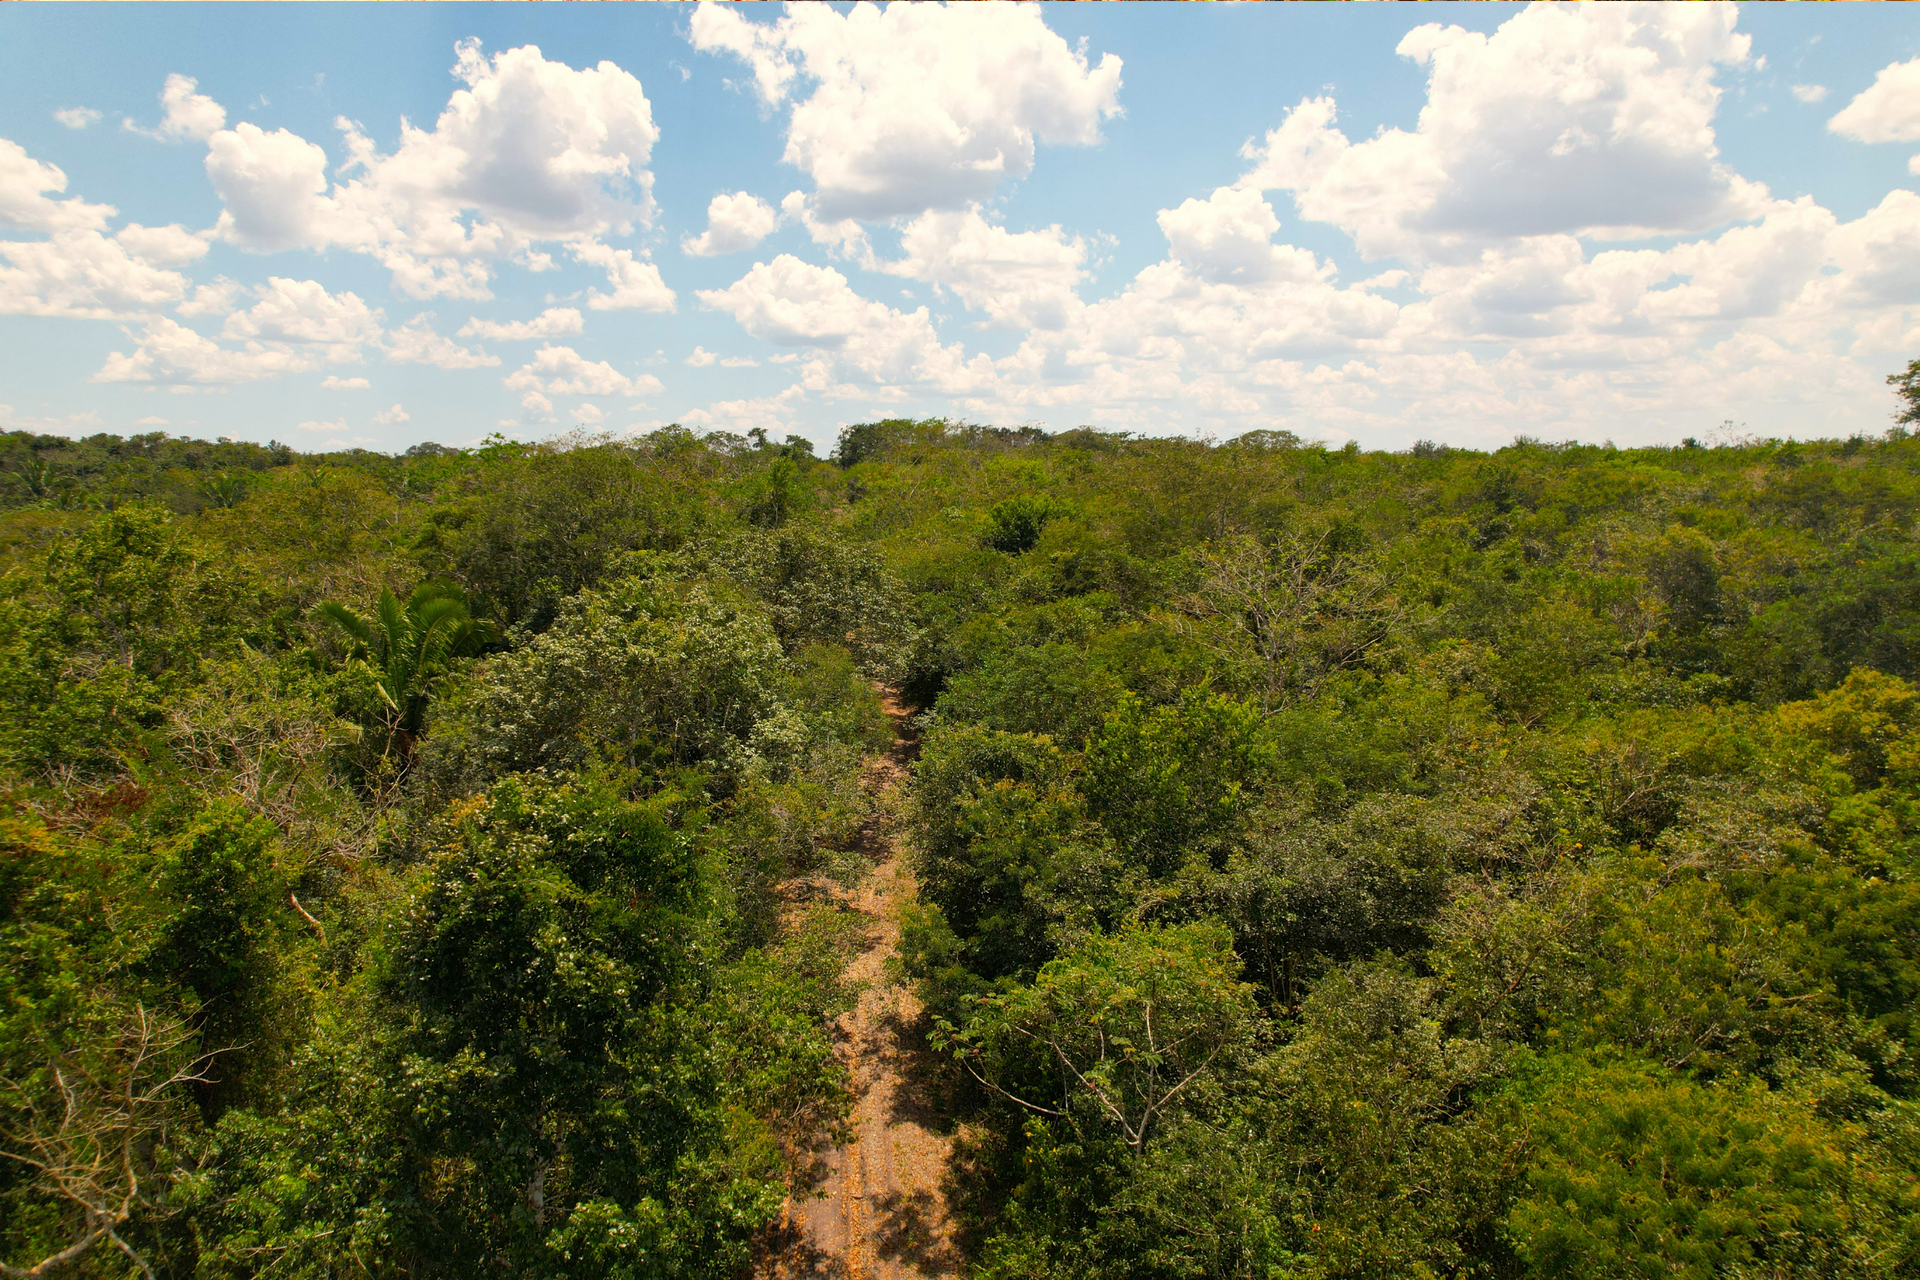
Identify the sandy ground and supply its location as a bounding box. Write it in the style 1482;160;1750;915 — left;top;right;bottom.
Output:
757;694;963;1280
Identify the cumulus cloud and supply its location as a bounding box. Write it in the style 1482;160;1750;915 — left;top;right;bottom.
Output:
778;189;872;261
322;375;370;390
686;346;717;367
204;123;341;253
683;191;780;256
384;314;500;369
126;74;227;143
80;278;385;388
93;317;319;386
568;240;676;310
115;223;210;268
942;154;1920;447
177;277;243;318
883;208;1087;330
570;403;607;425
458;306;584;341
699;254;892;347
1240;4;1767;262
223;277;383;353
0;139;114;233
504;344;663;415
0;231;193;319
1157;187;1325;289
680;384;807;437
54;107;102;130
374;403;410;425
690;1;1121;221
0;143;223;319
206;41;664;300
699;254;988;395
1828;57;1920;144
1792;84;1829;105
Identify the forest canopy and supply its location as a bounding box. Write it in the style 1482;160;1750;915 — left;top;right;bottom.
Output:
3;410;1920;1278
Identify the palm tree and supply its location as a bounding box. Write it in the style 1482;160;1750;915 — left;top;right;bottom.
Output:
314;583;495;757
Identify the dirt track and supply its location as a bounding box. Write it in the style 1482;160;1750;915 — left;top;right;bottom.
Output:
759;695;962;1280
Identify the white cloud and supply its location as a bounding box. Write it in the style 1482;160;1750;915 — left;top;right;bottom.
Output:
1828;57;1920;144
126;74;227;143
374;403;410;425
204;123;345;253
884;207;1088;329
779;189;872;261
223;277;382;352
690;1;1121;221
938;161;1920;447
177;277;243;318
1792;84;1829;105
680;383;807;436
698;254;988;395
323;375;371;390
132;415;169;426
0;143;216;321
699;254;893;346
93;316;319;386
686;346;718;367
0;404;104;433
568;240;676;311
1157;187;1325;288
570;403;607;425
208;41;661;299
458;306;584;341
384;314;500;369
114;223;210;268
1240;4;1766;262
54;107;102;130
0;230;193;319
0;139;115;233
720;355;759;368
683;191;780;256
504;345;663;415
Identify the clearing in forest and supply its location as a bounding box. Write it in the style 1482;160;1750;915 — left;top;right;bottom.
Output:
760;693;963;1280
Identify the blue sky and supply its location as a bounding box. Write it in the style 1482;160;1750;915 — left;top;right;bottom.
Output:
2;1;1918;453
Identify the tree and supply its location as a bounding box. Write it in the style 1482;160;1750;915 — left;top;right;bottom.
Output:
1082;691;1272;879
983;495;1063;555
418;573;783;796
1889;355;1920;427
942;924;1258;1155
314;583;493;757
1167;530;1399;712
1508;1054;1918;1279
0;1003;215;1280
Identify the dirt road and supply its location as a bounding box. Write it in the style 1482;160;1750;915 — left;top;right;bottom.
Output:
761;695;963;1280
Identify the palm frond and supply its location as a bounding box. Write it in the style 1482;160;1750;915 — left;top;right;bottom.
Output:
313;601;375;651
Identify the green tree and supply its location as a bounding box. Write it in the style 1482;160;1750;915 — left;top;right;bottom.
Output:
314;583;493;756
1507;1054;1920;1279
945;923;1258;1155
1889;355;1920;427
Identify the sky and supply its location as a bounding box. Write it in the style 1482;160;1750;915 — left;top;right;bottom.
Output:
2;2;1918;455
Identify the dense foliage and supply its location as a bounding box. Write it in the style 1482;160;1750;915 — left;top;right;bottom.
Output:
5;406;1920;1277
